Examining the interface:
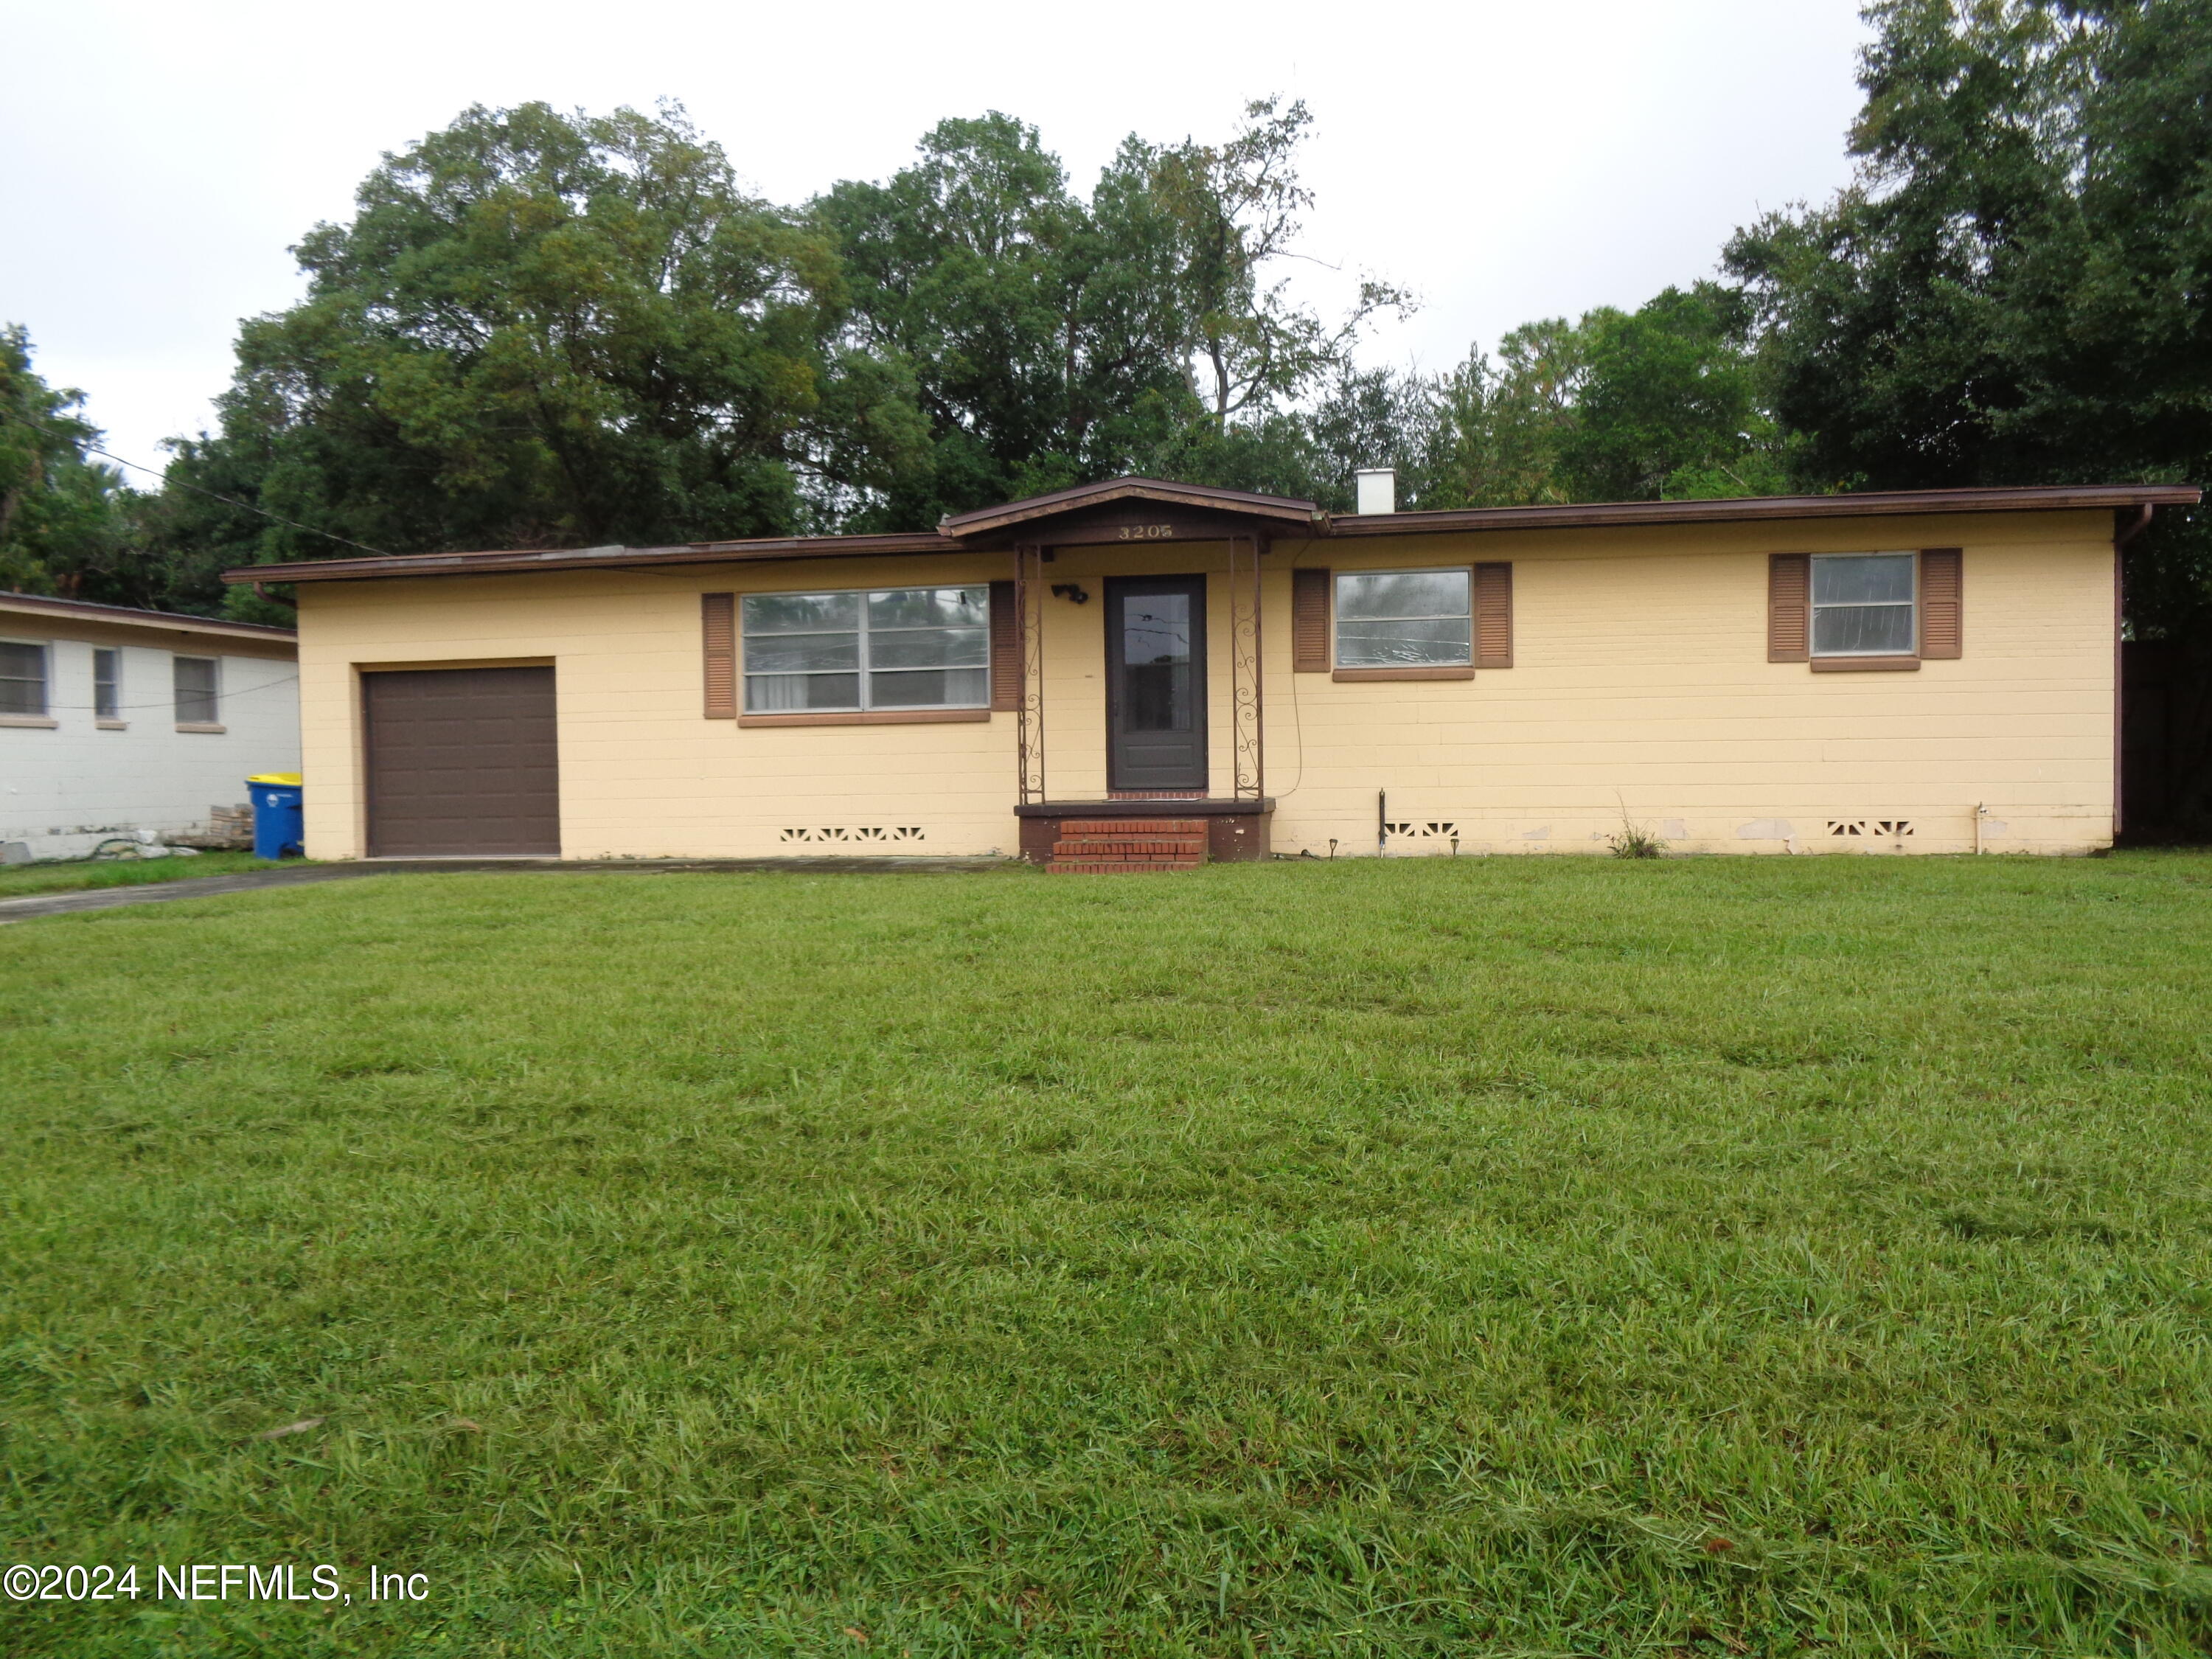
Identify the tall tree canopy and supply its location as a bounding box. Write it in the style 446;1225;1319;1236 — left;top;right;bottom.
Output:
192;101;928;574
1727;0;2212;822
0;327;150;605
815;99;1408;526
1725;0;2210;522
1410;285;1785;511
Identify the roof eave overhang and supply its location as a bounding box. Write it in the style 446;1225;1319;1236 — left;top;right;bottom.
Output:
0;591;298;641
225;482;2201;587
1324;484;2201;538
223;534;953;586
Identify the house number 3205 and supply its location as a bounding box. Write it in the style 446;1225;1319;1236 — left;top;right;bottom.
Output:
1116;524;1174;540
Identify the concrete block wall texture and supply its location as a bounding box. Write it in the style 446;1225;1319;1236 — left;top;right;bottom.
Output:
293;509;2120;861
0;636;301;859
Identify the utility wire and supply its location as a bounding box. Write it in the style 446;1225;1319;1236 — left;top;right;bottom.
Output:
0;404;393;560
35;673;300;716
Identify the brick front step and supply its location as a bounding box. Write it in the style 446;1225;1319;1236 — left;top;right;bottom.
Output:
1043;815;1210;872
1048;858;1204;873
1052;838;1206;858
1059;818;1207;837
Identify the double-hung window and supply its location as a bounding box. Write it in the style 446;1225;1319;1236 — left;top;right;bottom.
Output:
0;640;47;717
1810;553;1916;658
94;648;121;720
1334;568;1472;668
173;655;220;726
742;585;990;713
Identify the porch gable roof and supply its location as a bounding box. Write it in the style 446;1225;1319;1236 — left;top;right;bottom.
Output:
937;476;1321;539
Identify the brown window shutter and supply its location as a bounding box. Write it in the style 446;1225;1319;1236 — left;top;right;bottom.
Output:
702;592;736;717
1474;562;1513;668
1919;548;1962;658
1768;553;1810;662
1292;567;1331;672
989;580;1019;711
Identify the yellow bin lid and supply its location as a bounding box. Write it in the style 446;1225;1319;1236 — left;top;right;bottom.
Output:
247;773;302;786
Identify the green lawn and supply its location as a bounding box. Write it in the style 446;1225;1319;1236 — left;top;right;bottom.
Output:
4;854;2211;1657
0;849;279;900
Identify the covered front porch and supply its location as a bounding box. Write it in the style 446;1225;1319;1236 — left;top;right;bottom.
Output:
937;479;1314;866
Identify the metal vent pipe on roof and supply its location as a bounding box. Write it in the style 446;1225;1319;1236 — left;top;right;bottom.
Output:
1355;468;1397;515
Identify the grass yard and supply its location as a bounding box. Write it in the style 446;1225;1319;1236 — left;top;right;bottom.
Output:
4;853;2212;1657
0;849;279;901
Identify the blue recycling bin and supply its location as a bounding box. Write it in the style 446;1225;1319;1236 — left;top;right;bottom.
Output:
246;773;304;860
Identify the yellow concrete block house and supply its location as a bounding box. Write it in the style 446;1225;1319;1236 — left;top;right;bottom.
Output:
230;476;2197;867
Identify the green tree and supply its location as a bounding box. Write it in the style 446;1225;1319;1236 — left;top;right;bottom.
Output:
1416;288;1784;511
195;100;927;570
0;325;153;605
1565;285;1790;501
1725;0;2212;827
814;99;1411;524
1139;98;1413;433
815;114;1194;526
1423;319;1590;509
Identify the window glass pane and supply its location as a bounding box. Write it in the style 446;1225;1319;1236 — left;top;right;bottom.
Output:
1119;591;1192;731
742;585;991;710
745;672;860;712
743;633;860;674
1813;553;1914;605
743;591;862;633
1337;617;1475;667
174;656;218;723
869;668;989;708
0;641;45;716
1812;604;1916;655
868;626;988;670
1336;569;1471;621
868;586;988;629
94;648;119;719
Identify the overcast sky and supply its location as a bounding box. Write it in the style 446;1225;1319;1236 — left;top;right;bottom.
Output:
3;0;1873;481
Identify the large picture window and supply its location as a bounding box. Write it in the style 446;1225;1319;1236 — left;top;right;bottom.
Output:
1334;568;1472;668
0;640;47;717
742;585;990;713
1812;553;1916;656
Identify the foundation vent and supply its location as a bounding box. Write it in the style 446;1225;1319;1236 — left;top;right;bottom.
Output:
1828;818;1913;839
779;827;925;844
1384;821;1460;839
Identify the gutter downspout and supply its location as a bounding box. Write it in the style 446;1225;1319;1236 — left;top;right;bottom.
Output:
2112;504;2155;845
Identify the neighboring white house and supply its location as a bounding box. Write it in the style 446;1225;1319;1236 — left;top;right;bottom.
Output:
0;592;300;862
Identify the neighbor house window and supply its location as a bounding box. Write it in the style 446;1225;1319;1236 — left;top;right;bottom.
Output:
1334;568;1472;667
742;585;989;712
94;648;120;720
0;640;47;716
173;655;219;726
1811;553;1916;656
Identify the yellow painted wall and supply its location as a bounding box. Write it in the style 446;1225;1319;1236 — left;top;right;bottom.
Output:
294;509;2118;860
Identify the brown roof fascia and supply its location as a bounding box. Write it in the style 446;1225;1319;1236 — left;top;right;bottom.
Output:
221;532;953;587
0;589;298;640
1321;483;2202;538
939;476;1319;537
225;481;2202;587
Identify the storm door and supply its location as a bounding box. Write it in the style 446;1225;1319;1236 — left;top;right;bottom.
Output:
1105;574;1208;793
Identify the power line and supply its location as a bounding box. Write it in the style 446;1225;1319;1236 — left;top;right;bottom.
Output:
39;674;301;716
0;404;393;560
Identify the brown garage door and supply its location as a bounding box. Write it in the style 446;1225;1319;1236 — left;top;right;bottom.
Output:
364;667;560;856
